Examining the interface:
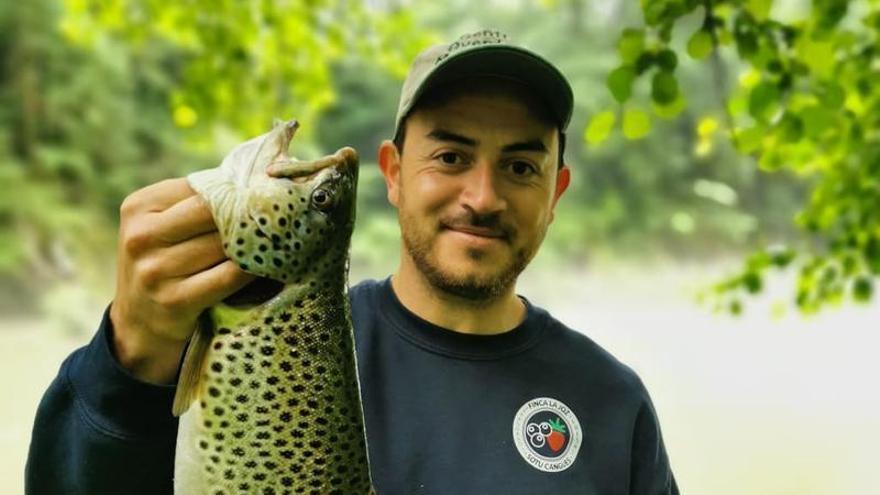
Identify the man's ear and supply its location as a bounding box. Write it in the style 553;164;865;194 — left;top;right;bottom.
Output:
548;165;571;224
378;140;402;208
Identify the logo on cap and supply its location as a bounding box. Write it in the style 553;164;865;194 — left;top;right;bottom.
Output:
435;30;509;65
512;397;583;472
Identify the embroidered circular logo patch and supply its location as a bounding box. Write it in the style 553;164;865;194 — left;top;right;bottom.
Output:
512;397;582;472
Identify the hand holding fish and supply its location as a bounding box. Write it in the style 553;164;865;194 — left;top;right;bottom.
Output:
110;178;256;384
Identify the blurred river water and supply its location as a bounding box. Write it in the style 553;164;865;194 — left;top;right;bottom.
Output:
2;261;878;494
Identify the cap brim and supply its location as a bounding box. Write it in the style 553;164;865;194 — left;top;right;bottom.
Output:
408;46;573;130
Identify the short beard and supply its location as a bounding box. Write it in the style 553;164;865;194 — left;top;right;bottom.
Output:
400;212;533;303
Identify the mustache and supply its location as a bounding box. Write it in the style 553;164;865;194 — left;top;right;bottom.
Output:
440;211;514;240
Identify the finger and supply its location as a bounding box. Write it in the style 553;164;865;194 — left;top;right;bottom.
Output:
267;154;343;179
127;178;198;214
150;194;217;244
157;232;226;278
176;260;256;310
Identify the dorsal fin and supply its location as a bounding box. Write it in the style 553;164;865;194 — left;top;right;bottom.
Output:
172;313;213;417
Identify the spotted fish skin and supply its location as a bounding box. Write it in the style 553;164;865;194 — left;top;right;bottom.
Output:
173;120;372;494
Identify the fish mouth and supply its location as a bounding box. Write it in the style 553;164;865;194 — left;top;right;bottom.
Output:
223;277;285;307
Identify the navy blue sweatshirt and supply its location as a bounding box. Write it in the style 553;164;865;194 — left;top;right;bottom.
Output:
26;278;678;494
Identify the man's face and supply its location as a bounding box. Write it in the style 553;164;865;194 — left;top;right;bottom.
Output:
380;86;570;301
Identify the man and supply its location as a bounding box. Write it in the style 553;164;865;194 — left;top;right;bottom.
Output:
26;30;678;494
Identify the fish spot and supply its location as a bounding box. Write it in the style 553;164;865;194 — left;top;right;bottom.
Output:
258;217;267;226
254;255;263;264
210;362;223;372
279;217;287;227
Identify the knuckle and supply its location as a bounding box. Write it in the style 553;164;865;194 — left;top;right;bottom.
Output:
135;258;164;288
155;288;188;314
121;225;152;255
119;192;142;218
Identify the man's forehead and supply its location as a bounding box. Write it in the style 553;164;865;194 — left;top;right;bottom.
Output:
411;96;558;147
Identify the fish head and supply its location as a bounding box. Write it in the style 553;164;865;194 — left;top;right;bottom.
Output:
188;119;358;302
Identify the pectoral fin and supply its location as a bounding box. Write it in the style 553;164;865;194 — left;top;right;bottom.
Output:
172;314;213;417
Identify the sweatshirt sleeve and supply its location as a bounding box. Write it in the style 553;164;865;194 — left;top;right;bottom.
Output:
629;389;679;495
25;307;179;495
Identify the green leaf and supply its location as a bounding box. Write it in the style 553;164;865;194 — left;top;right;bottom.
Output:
618;28;645;64
798;38;835;78
607;66;636;103
734;126;764;153
651;71;679;105
652;94;686;119
799;105;834;138
748;81;781;122
746;0;772;21
729;299;743;315
742;271;763;294
622;108;651;140
656;49;678;70
777;113;804;142
853;277;873;302
635;52;655;74
818;83;845;108
769;246;796;267
584;111;616;145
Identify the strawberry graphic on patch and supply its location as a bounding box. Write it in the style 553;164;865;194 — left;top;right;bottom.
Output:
546;417;568;452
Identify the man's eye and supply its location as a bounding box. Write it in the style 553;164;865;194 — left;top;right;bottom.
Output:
437;152;464;166
509;160;537;176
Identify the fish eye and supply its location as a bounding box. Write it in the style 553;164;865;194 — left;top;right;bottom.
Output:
311;188;334;210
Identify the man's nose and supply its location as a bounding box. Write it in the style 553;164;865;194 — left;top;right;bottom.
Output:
460;161;506;215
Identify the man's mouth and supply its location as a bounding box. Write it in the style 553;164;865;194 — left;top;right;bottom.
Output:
441;223;508;241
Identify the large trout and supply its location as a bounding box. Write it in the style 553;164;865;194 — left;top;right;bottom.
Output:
172;119;372;494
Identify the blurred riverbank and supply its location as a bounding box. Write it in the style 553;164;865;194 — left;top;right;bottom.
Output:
3;262;878;494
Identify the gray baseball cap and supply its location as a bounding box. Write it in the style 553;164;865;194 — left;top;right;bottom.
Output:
394;30;574;137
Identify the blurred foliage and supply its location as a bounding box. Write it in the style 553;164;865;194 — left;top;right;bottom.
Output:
593;0;880;313
1;0;851;322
